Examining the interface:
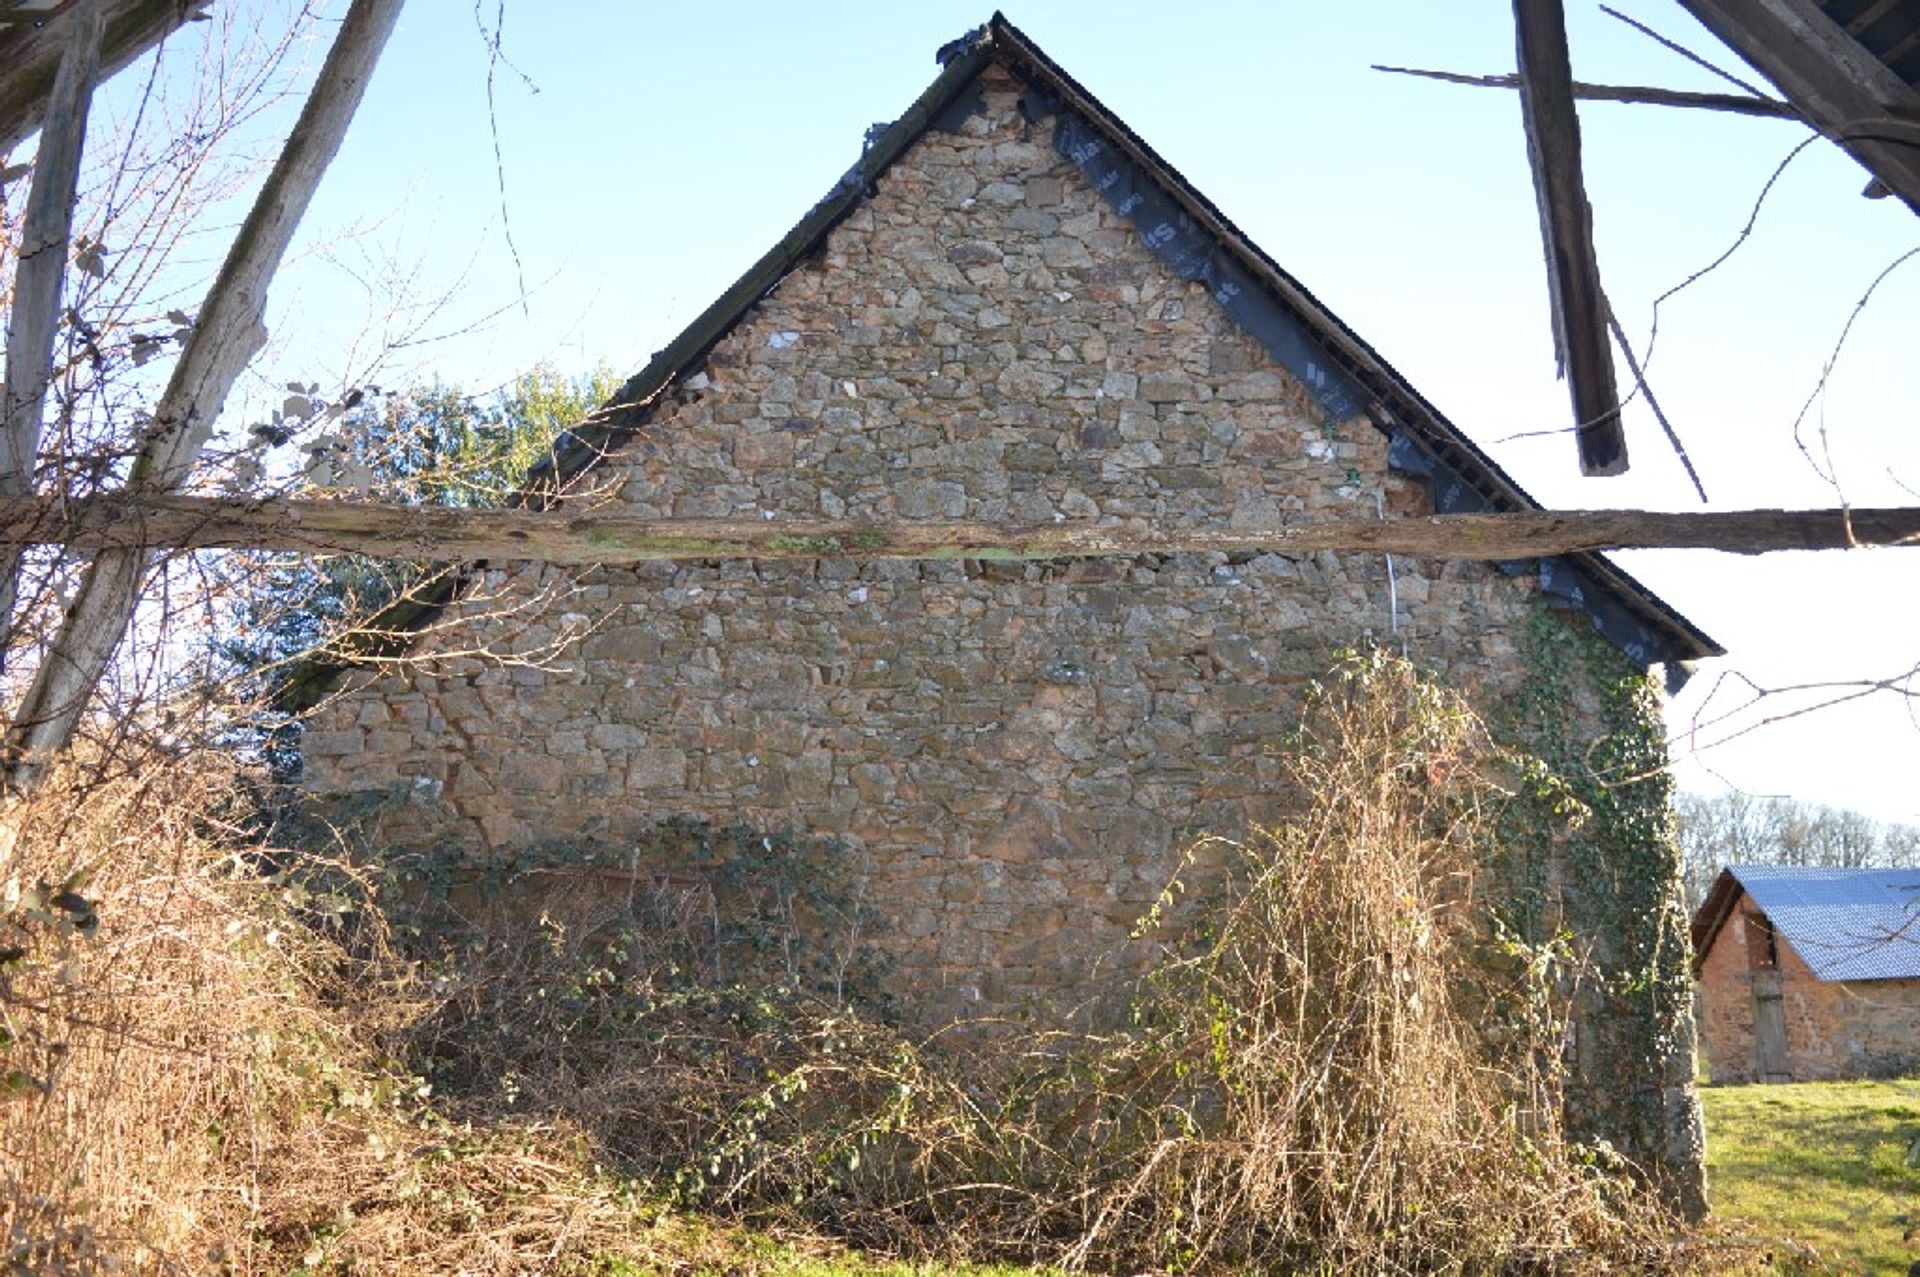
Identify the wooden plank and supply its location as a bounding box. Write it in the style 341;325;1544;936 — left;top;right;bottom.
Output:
0;0;102;642
1512;0;1628;476
0;0;202;156
1677;0;1920;213
0;494;1913;562
1840;0;1904;38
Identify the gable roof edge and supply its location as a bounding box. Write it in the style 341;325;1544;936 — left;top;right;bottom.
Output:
980;15;1719;666
519;32;1000;504
278;15;1722;713
1690;867;1744;976
527;14;1718;668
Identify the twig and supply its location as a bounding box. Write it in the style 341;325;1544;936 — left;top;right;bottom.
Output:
1789;245;1920;488
1372;64;1795;118
1598;4;1778;103
1601;296;1707;502
472;0;536;316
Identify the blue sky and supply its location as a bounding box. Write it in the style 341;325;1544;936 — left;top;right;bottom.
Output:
234;1;1920;822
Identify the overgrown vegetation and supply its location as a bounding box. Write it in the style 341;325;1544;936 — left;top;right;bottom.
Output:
1501;604;1704;1209
2;652;1734;1273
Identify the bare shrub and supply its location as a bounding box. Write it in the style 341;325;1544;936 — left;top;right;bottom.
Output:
1052;648;1665;1270
0;751;677;1274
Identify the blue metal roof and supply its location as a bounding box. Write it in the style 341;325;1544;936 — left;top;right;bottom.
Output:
1729;865;1920;982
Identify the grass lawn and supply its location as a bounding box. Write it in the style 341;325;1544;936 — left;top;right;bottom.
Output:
1702;1076;1920;1274
589;1209;1057;1276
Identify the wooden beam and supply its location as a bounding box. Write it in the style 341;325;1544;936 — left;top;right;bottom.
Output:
1675;0;1920;214
1513;0;1628;477
0;0;204;157
0;494;1913;561
0;0;102;645
1373;64;1801;118
3;0;403;789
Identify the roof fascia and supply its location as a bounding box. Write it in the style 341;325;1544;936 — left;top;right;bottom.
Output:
1690;868;1744;974
520;33;998;504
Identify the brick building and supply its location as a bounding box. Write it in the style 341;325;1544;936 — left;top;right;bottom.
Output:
1693;865;1920;1083
299;17;1719;1202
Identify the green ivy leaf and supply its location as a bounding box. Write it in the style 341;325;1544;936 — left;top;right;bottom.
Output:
0;1069;44;1100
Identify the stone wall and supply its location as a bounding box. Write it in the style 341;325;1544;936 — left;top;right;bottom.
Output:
304;65;1536;1010
302;64;1702;1196
1697;903;1920;1083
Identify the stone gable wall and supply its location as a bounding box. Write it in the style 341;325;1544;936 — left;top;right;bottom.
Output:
301;65;1701;1194
305;66;1547;1013
1696;903;1920;1083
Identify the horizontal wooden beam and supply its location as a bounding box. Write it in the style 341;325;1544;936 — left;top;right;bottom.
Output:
1372;64;1800;118
0;494;1913;562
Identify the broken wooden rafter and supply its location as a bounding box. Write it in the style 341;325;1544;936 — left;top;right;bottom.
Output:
0;0;103;646
2;0;403;791
1676;0;1920;215
0;494;1913;562
1513;0;1628;477
1373;64;1800;118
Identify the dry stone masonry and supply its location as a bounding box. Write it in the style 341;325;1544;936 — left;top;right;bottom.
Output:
308;68;1537;1007
303;33;1711;1210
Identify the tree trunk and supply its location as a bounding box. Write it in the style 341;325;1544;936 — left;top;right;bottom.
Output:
2;0;405;793
0;0;103;654
0;493;1913;562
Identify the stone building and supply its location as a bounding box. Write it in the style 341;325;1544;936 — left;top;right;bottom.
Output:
300;17;1719;1203
1693;865;1920;1083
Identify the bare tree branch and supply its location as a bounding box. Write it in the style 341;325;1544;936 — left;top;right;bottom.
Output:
1601;296;1708;502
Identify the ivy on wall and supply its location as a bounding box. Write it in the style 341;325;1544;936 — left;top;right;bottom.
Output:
1496;601;1704;1214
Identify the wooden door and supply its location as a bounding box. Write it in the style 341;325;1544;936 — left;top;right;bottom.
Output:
1751;969;1790;1081
1744;908;1791;1081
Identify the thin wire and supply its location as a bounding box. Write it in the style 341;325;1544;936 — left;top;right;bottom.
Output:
473;0;535;315
1628;133;1823;385
1789;244;1920;487
1375;490;1402;650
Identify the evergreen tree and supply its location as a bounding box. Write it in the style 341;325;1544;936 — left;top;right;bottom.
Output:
217;364;618;774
